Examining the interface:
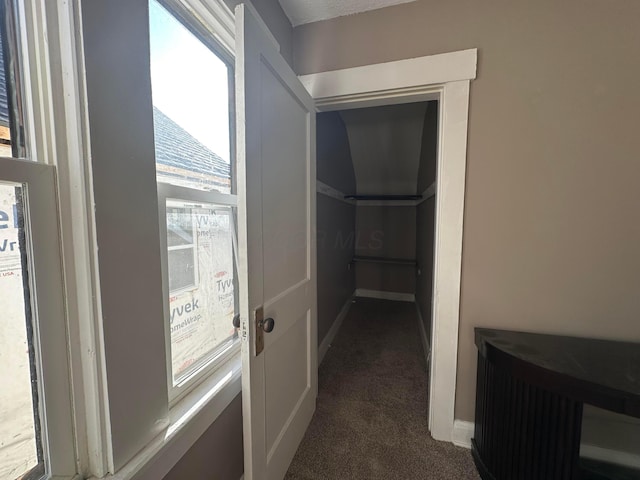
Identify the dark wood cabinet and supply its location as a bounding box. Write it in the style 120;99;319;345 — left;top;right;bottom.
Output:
473;329;640;480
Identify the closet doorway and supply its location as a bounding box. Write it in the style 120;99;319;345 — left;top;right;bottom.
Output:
300;50;476;442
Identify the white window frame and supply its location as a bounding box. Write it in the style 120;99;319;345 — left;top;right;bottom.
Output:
151;0;241;406
0;0;79;477
166;202;200;295
17;0;112;476
0;160;77;480
158;184;241;404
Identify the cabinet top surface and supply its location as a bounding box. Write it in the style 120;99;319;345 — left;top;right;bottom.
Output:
475;328;640;406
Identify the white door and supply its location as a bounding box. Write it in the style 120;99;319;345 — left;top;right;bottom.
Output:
235;4;317;480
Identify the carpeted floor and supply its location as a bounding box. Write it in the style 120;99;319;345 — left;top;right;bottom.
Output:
285;297;480;480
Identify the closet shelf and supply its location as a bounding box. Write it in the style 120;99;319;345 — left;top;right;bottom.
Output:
344;194;423;201
351;256;418;267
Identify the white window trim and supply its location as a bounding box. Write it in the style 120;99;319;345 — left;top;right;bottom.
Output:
0;0;92;478
0;159;77;479
157;184;240;404
166;203;200;295
88;356;241;480
25;0;112;476
163;0;235;57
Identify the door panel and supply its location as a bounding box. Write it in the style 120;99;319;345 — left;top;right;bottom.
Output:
265;312;310;453
235;4;317;480
260;59;309;300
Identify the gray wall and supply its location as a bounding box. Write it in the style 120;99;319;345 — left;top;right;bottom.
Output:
161;396;244;480
339;103;426;296
355;206;416;294
415;102;438;338
294;0;640;423
316;112;356;343
415;200;435;330
317;112;357;194
340;103;427;195
416;103;438;194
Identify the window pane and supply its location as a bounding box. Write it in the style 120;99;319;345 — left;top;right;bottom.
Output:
167;200;237;384
0;3;27;158
149;0;232;193
168;247;196;292
167;207;194;247
0;183;44;480
0;33;12;157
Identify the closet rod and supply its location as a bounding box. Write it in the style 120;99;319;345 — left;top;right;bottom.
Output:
352;255;418;267
344;194;423;201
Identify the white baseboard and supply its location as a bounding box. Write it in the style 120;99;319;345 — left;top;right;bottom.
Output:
581;444;640;470
451;420;474;449
414;303;431;366
318;294;354;364
355;288;415;302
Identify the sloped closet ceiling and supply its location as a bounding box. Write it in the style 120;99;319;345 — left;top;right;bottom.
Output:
340;103;428;195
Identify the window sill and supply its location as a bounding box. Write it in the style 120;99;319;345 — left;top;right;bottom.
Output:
93;353;241;480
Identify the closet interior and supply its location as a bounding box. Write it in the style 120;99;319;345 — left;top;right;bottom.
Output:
316;99;439;386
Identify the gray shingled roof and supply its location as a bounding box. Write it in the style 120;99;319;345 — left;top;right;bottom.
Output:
153;106;231;191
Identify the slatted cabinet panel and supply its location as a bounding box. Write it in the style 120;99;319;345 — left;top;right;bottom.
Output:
473;353;583;480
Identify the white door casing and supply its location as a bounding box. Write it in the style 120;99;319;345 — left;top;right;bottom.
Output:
300;49;476;443
235;4;317;480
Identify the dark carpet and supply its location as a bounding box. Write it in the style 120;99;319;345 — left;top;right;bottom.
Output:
285;297;480;480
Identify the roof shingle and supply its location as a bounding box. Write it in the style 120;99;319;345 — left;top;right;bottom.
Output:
153;106;231;191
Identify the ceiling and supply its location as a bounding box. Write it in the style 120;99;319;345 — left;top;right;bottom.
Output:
340;103;428;195
278;0;417;27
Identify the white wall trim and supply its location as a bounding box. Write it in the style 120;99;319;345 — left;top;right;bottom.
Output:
318;294;354;364
302;49;476;443
316;180;355;205
355;289;415;302
300;49;476;109
581;445;640;470
428;79;471;443
451;420;474;449
415;303;431;366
